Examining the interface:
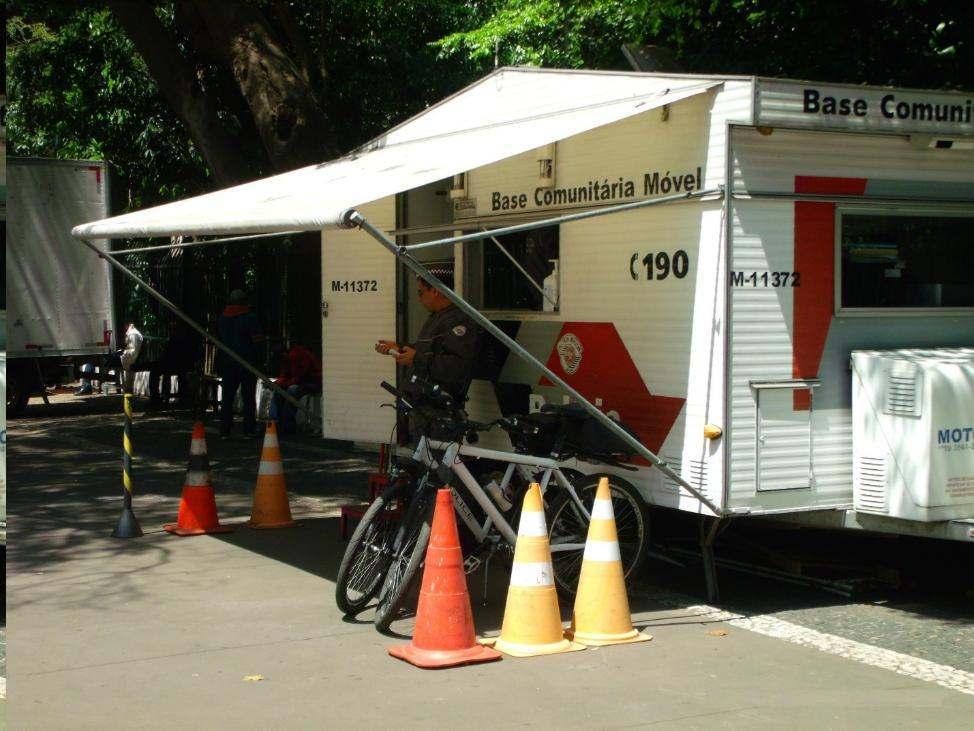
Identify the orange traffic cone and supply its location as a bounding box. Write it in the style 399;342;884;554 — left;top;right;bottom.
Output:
484;483;584;657
388;489;502;669
245;421;298;529
566;477;652;646
164;422;233;536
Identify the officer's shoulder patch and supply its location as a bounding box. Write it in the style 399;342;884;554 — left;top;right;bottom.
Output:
451;325;467;337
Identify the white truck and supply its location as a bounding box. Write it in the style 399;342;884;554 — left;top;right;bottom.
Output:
6;157;115;415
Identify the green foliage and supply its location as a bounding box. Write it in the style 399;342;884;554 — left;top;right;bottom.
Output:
6;0;971;344
6;5;209;209
7;5;212;336
436;0;657;69
435;0;974;90
5;1;488;341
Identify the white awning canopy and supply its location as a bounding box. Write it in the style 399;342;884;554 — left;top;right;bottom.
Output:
72;68;720;240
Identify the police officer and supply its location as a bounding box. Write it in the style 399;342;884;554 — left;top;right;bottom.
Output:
374;263;479;404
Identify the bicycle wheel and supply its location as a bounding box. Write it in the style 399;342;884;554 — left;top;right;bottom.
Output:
547;474;649;594
335;485;402;615
373;481;436;632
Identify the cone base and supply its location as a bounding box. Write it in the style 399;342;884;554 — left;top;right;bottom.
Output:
245;518;299;530
111;508;143;539
163;522;234;536
566;627;654;647
388;642;501;669
480;635;585;658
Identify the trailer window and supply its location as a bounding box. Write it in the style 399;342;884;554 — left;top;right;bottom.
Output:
465;225;559;312
839;211;974;310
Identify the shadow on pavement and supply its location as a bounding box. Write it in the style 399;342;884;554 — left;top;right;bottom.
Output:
8;397;974;634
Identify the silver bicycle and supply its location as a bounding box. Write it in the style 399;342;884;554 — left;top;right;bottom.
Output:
364;380;650;632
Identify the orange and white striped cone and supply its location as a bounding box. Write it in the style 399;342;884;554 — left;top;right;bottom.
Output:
164;422;232;536
483;483;585;657
245;421;298;529
566;477;652;646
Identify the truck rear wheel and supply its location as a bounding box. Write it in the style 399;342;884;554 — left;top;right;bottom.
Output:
6;371;31;417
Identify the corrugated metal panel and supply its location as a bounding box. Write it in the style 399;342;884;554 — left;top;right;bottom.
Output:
321;198;397;443
727;126;974;514
755;79;974;137
732;126;974;194
7;159;113;357
703;81;754;189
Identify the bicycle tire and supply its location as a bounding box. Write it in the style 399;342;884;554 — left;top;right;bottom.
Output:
547;474;650;594
373;483;436;632
334;485;402;615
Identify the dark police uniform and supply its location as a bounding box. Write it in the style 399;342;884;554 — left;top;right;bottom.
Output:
405;304;479;403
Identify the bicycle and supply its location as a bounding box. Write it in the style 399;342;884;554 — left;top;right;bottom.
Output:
364;378;650;632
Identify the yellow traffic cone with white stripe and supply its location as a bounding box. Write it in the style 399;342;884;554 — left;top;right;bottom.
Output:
566;477;652;646
485;483;584;657
245;421;298;529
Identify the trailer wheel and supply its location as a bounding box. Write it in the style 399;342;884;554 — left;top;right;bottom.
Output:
6;371;31;417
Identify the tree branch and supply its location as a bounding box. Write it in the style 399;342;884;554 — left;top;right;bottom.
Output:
108;2;257;186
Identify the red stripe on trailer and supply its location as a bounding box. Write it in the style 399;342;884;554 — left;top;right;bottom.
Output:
792;176;867;409
539;322;685;456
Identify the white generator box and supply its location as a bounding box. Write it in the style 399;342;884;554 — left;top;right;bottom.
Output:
852;348;974;521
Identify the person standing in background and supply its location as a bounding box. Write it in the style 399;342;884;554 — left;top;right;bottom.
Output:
216;289;264;436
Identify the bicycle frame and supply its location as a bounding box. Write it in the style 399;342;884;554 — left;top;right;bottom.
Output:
411;436;591;552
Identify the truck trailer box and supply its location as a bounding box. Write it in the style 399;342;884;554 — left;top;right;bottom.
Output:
7;158;114;413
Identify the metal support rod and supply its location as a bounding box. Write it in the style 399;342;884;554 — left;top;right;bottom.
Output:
344;211;724;516
404;188;721;253
112;230;301;257
700;516;724;602
482;228;556;308
78;239;305;412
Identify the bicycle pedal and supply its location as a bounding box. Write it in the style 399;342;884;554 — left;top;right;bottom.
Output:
463;555;482;575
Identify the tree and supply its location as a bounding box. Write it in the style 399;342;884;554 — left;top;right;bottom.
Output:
7;0;488;207
7;1;483;347
436;0;974;90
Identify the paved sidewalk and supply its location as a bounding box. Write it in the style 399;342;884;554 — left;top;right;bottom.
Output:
6;402;974;728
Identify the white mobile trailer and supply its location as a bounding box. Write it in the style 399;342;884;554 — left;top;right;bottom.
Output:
72;69;974;545
7;158;115;414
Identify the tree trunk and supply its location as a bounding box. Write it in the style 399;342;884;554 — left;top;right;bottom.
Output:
191;1;337;172
109;2;257;187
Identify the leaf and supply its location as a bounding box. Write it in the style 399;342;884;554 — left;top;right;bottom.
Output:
243;674;264;682
707;629;729;637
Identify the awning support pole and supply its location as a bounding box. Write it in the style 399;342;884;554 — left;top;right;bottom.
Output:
404;188;721;253
342;210;723;516
78;239;305;412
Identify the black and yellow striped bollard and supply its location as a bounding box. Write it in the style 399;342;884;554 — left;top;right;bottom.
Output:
112;392;143;538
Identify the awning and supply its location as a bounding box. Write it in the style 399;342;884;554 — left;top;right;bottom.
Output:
72;69;719;240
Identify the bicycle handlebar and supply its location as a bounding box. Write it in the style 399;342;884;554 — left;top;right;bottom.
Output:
379;377;505;442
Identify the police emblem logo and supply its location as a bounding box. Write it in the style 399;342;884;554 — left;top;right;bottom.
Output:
452;325;467;337
557;333;583;375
